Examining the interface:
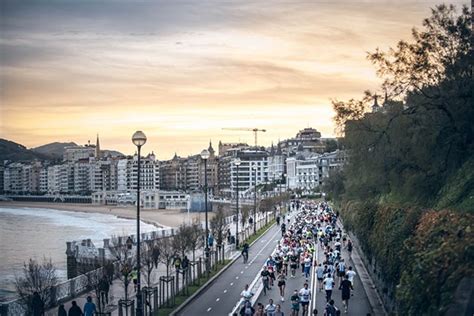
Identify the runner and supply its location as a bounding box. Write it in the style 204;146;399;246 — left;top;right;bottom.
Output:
277;271;286;301
265;298;277;316
316;263;325;292
298;283;311;316
261;266;271;295
339;274;352;313
290;289;300;316
240;284;254;305
323;273;335;302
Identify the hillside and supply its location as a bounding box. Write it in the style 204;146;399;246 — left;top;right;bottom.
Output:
0;139;49;162
31;142;77;159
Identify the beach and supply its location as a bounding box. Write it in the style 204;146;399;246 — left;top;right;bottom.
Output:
0;201;211;228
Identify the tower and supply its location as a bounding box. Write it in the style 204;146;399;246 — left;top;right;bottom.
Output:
371;94;381;113
95;134;101;159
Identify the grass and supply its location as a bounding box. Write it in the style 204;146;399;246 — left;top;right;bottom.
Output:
155;260;230;316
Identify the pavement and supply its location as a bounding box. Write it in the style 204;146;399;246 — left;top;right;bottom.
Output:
176;223;282;316
251;209;376;316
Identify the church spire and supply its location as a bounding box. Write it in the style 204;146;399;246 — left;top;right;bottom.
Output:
95;134;101;159
372;94;380;113
208;139;215;157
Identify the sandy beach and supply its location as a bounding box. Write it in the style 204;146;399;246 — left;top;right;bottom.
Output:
0;201;213;228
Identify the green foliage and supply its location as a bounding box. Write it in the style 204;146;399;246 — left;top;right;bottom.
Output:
326;4;473;315
397;210;474;315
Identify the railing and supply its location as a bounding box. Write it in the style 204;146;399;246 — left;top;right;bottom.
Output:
0;210;274;316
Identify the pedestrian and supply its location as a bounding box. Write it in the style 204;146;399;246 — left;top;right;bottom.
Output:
31;292;44;316
131;267;138;292
347;240;353;257
240;284;254;304
324;299;338;316
68;301;83;316
265;298;277;316
290;289;300;316
255;303;265;316
323;273;335;302
316;263;325;292
83;296;96;316
298;283;311;316
275;304;285;316
99;275;110;306
261;266;271;295
345;266;356;290
57;304;67;316
339;275;352;313
303;255;312;278
239;300;255;316
277;272;286;301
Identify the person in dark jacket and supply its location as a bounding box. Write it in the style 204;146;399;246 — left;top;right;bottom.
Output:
68;300;83;316
57;304;67;316
31;292;44;316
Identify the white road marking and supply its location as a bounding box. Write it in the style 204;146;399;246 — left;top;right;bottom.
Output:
230;282;234;286
241;271;244;274
236;276;239;279
216;298;220;302
224;289;227;293
207;307;212;312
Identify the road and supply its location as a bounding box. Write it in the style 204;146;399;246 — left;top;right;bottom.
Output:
176;223;282;316
254;217;373;315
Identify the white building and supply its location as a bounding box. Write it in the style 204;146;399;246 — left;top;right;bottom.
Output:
117;153;160;192
230;150;268;197
286;150;346;191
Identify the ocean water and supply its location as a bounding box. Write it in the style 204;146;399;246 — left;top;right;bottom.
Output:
0;207;159;302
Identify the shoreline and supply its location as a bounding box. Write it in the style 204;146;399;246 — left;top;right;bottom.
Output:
0;201;210;228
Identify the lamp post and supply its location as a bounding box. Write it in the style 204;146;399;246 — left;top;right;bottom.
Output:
132;130;147;316
234;158;241;247
200;149;210;273
252;164;257;234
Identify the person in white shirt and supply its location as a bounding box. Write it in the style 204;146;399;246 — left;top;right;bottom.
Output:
346;266;357;290
265;298;277;316
240;284;254;303
298;283;311;316
323;273;335;302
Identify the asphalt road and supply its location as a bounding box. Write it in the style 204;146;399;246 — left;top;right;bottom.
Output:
255;220;373;316
177;223;282;316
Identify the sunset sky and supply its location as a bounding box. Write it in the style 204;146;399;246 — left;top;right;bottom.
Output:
0;0;468;159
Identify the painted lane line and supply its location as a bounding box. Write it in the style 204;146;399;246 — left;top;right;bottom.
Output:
241;271;244;274
236;276;239;279
207;307;212;312
216;298;220;302
230;282;234;286
224;289;227;293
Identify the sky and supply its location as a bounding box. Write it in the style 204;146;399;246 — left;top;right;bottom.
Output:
0;0;469;159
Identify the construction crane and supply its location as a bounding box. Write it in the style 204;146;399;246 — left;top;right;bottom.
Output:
222;127;267;148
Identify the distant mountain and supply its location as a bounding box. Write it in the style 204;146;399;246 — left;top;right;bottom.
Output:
0;139;49;162
102;150;124;158
32;142;78;159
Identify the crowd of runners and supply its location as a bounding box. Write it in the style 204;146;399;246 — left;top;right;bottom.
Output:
236;200;370;316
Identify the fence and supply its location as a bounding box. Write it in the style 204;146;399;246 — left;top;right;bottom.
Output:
0;209;275;316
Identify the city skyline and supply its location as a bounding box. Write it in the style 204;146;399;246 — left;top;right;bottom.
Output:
1;0;468;159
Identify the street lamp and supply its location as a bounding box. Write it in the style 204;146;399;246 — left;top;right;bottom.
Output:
252;164;257;234
200;149;210;273
234;158;241;247
132;130;147;316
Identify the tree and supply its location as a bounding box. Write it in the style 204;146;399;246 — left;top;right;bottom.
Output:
186;221;203;262
210;205;229;263
109;236;135;300
158;237;175;279
240;205;251;239
141;239;160;287
15;258;58;314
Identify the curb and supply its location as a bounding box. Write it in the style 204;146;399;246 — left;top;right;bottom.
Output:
171;221;276;316
337;218;388;316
